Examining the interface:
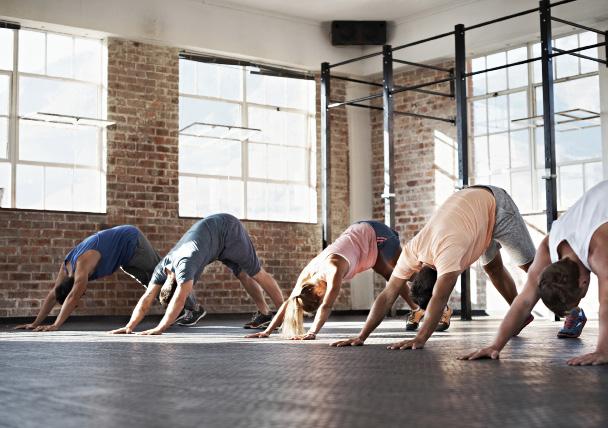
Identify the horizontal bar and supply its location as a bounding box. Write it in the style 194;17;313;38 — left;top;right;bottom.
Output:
331;75;382;87
250;70;315;81
328;51;383;69
465;0;576;31
390;76;454;96
347;102;455;124
407;87;454;98
465;56;541;77
552;47;607;65
392;30;455;52
551;16;605;35
392;59;452;73
0;20;20;30
328;92;383;109
549;42;606;59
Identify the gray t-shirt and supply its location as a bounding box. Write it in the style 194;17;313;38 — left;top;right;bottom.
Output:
151;213;261;286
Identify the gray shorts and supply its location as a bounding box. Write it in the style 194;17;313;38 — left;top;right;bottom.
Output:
121;230;161;286
218;218;261;278
473;185;536;267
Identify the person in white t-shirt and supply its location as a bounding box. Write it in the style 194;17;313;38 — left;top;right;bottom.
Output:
461;180;608;366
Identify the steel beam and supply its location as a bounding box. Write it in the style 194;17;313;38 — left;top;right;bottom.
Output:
382;45;396;230
455;23;472;321
320;62;332;248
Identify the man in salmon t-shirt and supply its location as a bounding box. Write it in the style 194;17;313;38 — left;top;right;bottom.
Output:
332;185;536;350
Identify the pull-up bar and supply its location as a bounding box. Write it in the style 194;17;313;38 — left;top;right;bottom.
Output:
343;102;455;124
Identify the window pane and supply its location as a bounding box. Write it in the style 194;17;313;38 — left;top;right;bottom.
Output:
487;95;508;133
555;126;601;164
190;177;243;218
16;164;44;209
472;99;487;136
74;37;102;83
555;34;579;78
532;43;542;84
248;106;307;147
486;52;507;93
19;120;99;166
473;136;489;176
44;166;73;211
489;133;509;171
19;76;100;118
179;136;241;176
0;28;14;71
19;30;46;74
179;97;240;129
507;47;528;89
73;168;102;212
489;172;510;193
579;32;598;74
535;76;599;115
0;74;9;115
510;130;530;169
471;57;486;96
535;169;546;212
0;162;11;207
179;59;196;95
559;164;583;210
178;175;197;217
508;91;528;130
0;118;8;159
47;33;73;78
511;170;532;213
196;63;242;101
584;162;603;191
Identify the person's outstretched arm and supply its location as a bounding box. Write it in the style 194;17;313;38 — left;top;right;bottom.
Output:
109;282;162;334
331;274;407;347
387;270;460;350
14;265;65;330
139;280;193;335
459;237;549;361
291;256;347;340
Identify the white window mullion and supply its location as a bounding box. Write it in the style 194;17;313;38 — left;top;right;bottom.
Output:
9;27;19;208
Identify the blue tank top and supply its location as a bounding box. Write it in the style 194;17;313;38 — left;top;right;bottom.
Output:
64;225;139;281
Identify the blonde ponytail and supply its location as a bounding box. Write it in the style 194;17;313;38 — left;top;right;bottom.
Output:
281;296;304;338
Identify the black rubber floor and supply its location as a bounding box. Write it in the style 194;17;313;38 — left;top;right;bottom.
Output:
1;316;607;428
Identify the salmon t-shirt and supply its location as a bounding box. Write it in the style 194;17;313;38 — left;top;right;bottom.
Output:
392;188;496;279
303;222;378;282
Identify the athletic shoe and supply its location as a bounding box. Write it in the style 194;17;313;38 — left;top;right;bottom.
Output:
557;307;587;339
243;311;273;329
405;307;425;331
435;306;453;332
177;306;207;326
512;314;534;337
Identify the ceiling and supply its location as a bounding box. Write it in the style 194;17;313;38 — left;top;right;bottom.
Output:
204;0;480;23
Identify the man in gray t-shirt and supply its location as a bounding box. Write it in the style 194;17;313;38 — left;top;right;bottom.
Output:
110;214;284;335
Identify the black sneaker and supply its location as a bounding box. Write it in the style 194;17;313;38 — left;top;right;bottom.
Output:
243;311;273;329
173;309;187;325
177;306;207;326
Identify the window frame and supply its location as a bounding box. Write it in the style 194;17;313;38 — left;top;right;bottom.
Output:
0;27;107;212
178;58;317;223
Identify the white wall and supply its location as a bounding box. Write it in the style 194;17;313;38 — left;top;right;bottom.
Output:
346;82;374;309
0;0;364;72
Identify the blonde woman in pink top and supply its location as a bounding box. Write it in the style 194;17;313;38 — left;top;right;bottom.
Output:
246;220;420;340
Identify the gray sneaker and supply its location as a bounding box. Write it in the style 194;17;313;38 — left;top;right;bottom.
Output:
177;306;207;326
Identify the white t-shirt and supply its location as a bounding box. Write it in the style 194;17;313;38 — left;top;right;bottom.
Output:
549;180;608;270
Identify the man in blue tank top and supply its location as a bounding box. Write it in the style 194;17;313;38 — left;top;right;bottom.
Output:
15;225;202;331
110;214;284;335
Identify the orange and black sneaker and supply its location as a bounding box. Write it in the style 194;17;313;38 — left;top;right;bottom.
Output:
435;306;453;332
406;307;425;331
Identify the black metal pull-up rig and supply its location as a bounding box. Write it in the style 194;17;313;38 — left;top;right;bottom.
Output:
320;0;607;319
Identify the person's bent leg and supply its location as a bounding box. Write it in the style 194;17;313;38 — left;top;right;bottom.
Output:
483;251;518;304
252;269;284;309
238;271;271;315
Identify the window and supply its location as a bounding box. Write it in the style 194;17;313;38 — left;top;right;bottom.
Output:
178;59;317;222
469;31;602;217
0;28;106;212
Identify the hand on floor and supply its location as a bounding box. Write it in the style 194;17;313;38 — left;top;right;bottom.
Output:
290;332;316;340
458;347;500;360
33;324;58;332
387;338;425;350
331;337;364;347
567;351;608;366
108;326;133;334
245;331;270;339
14;323;38;330
137;328;163;335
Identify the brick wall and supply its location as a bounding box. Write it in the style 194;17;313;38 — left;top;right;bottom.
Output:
370;62;486;310
0;38;349;318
